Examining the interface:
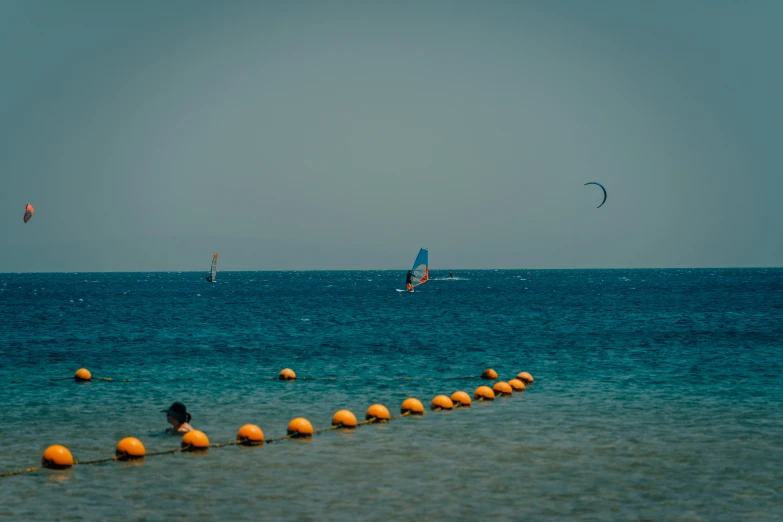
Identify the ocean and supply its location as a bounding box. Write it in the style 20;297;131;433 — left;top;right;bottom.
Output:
1;269;781;520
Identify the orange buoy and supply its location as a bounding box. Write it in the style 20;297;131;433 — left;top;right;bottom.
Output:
74;368;91;382
41;445;73;469
431;395;454;411
474;386;495;401
236;424;265;445
517;372;534;385
365;404;391;422
451;391;472;407
331;410;358;428
481;368;498;380
181;430;210;450
493;381;513;396
508;379;526;392
401;398;425;415
279;368;296;381
115;437;146;460
287;417;314;437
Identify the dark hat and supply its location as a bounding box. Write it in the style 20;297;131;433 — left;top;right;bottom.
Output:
161;402;189;422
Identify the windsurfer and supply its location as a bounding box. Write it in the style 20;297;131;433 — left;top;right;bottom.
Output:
406;270;413;292
206;253;218;283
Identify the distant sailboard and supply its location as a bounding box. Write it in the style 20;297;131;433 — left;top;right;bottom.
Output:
400;248;429;292
206;253;218;283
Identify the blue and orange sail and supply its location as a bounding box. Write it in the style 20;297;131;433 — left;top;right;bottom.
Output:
411;248;429;288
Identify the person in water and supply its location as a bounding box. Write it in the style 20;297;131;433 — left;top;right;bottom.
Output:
405;270;413;292
449;271;453;279
162;401;193;434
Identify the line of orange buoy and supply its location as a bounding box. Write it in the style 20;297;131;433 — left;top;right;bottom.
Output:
48;368;133;383
1;368;532;478
50;366;515;384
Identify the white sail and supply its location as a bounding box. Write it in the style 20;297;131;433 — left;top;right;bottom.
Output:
207;253;218;282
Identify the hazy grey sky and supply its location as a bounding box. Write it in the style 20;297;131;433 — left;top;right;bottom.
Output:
2;0;781;271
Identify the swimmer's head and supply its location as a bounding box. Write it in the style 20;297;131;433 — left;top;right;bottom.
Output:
162;401;191;426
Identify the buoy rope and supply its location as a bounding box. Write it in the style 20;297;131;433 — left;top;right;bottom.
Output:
0;410;419;478
267;434;296;443
145;447;186;457
312;426;340;435
2;368;530;478
0;397;519;478
0;446;187;477
41;375;479;384
0;467;40;478
48;377;134;382
209;441;238;449
277;376;481;382
37;375;482;386
40;366;528;385
74;456;120;466
75;446;186;466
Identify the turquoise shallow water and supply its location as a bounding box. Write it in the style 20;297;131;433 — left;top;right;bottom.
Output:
1;269;782;520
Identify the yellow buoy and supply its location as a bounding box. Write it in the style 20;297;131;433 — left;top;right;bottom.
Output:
451;391;472;407
517;372;534;385
115;437;146;460
181;430;210;450
236;424;265;445
287;417;314;437
400;398;425;415
279;368;296;381
41;445;74;469
474;386;495;401
74;368;91;382
508;379;526;392
365;404;391;422
331;410;358;428
481;368;498;380
493;381;513;396
431;395;454;411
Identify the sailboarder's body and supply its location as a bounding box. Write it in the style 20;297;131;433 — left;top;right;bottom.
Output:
449;271;453;279
405;270;413;292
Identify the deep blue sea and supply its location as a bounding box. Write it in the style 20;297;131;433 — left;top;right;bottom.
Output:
1;269;782;521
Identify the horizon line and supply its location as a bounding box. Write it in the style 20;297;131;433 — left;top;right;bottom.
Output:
1;266;781;275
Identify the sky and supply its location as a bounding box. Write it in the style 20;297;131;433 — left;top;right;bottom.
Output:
2;0;781;271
